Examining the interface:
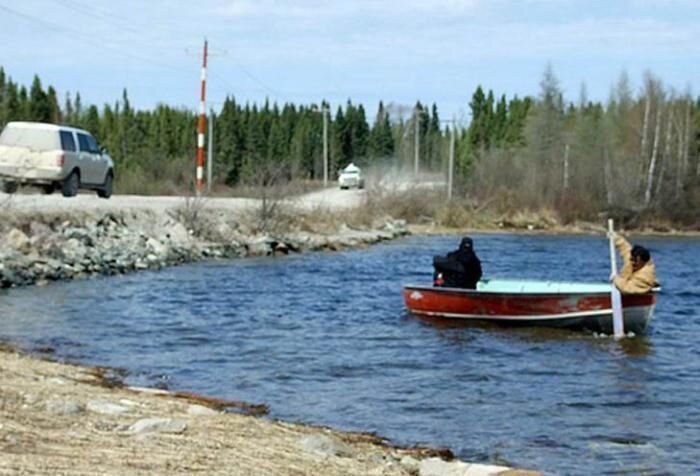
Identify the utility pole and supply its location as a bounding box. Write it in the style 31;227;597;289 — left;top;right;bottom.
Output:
563;143;570;192
323;105;329;187
195;38;208;196
448;117;455;200
207;109;214;194
414;107;420;177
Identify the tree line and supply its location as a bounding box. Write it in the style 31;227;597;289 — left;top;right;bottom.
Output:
462;67;699;225
0;66;698;224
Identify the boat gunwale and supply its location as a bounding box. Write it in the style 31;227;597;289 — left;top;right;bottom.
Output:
403;283;659;298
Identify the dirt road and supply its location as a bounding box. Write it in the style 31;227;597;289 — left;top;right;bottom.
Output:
0;187;366;214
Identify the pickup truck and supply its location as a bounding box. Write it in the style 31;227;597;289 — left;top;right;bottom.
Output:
0;121;114;198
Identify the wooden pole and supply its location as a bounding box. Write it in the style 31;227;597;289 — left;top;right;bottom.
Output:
323;105;328;187
448;118;454;200
414;107;420;177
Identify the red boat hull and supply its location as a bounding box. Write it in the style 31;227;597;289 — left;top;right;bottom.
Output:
403;285;656;334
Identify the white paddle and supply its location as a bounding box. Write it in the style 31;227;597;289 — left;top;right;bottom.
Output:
608;219;625;338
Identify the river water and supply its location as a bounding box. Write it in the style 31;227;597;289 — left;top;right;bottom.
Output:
1;233;699;475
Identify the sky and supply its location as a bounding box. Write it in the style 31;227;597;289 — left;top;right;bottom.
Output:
0;0;698;123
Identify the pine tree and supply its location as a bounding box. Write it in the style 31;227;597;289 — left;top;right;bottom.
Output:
47;86;61;123
4;82;20;123
84;105;100;137
468;86;490;150
29;75;50;122
351;103;370;162
73;92;83;122
64;92;74;125
369;101;394;159
18;86;30;119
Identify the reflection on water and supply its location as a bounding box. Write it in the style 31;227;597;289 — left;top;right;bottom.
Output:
1;233;699;475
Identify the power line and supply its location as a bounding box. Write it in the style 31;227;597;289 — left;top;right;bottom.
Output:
49;0;145;36
0;2;192;77
45;0;194;47
210;62;283;99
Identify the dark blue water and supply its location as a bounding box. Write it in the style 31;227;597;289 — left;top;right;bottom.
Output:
1;233;699;475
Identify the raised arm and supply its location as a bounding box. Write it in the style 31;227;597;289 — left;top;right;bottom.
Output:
614;234;633;273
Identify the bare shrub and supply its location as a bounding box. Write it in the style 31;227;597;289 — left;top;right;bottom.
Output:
171;194;209;235
554;193;599;224
222;161;293;234
435;201;481;229
292;204;371;233
362;186;442;225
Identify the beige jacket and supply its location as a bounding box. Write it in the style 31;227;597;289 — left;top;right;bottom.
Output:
613;235;659;294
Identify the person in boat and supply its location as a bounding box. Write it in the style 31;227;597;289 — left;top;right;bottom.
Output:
610;233;659;294
433;237;482;289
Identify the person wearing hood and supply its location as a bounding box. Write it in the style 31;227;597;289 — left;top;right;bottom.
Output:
433;237;483;289
610;233;659;294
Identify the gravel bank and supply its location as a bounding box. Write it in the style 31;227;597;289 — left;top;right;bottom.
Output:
0;345;540;476
0;196;406;288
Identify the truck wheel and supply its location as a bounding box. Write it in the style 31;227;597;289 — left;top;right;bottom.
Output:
97;173;113;199
61;171;80;197
41;184;55;195
1;181;18;194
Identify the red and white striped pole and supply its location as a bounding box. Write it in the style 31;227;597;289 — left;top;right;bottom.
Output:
196;39;208;195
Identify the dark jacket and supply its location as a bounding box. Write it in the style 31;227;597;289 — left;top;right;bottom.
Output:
433;237;482;289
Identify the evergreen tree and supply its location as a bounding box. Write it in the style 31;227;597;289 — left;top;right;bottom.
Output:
84;105;100;137
4;82;20;123
73;92;83;122
333;106;348;167
351;103;370;162
64;92;74;125
468;86;489;150
369;101;394;159
18;86;30;119
29;75;50;122
47;86;61;123
493;95;508;145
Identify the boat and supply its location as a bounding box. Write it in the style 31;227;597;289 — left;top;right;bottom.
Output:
403;279;658;334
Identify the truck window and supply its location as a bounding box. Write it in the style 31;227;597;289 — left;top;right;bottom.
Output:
86;135;99;153
77;133;91;152
59;131;77;152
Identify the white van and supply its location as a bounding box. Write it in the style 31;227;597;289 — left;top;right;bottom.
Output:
0;121;114;198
